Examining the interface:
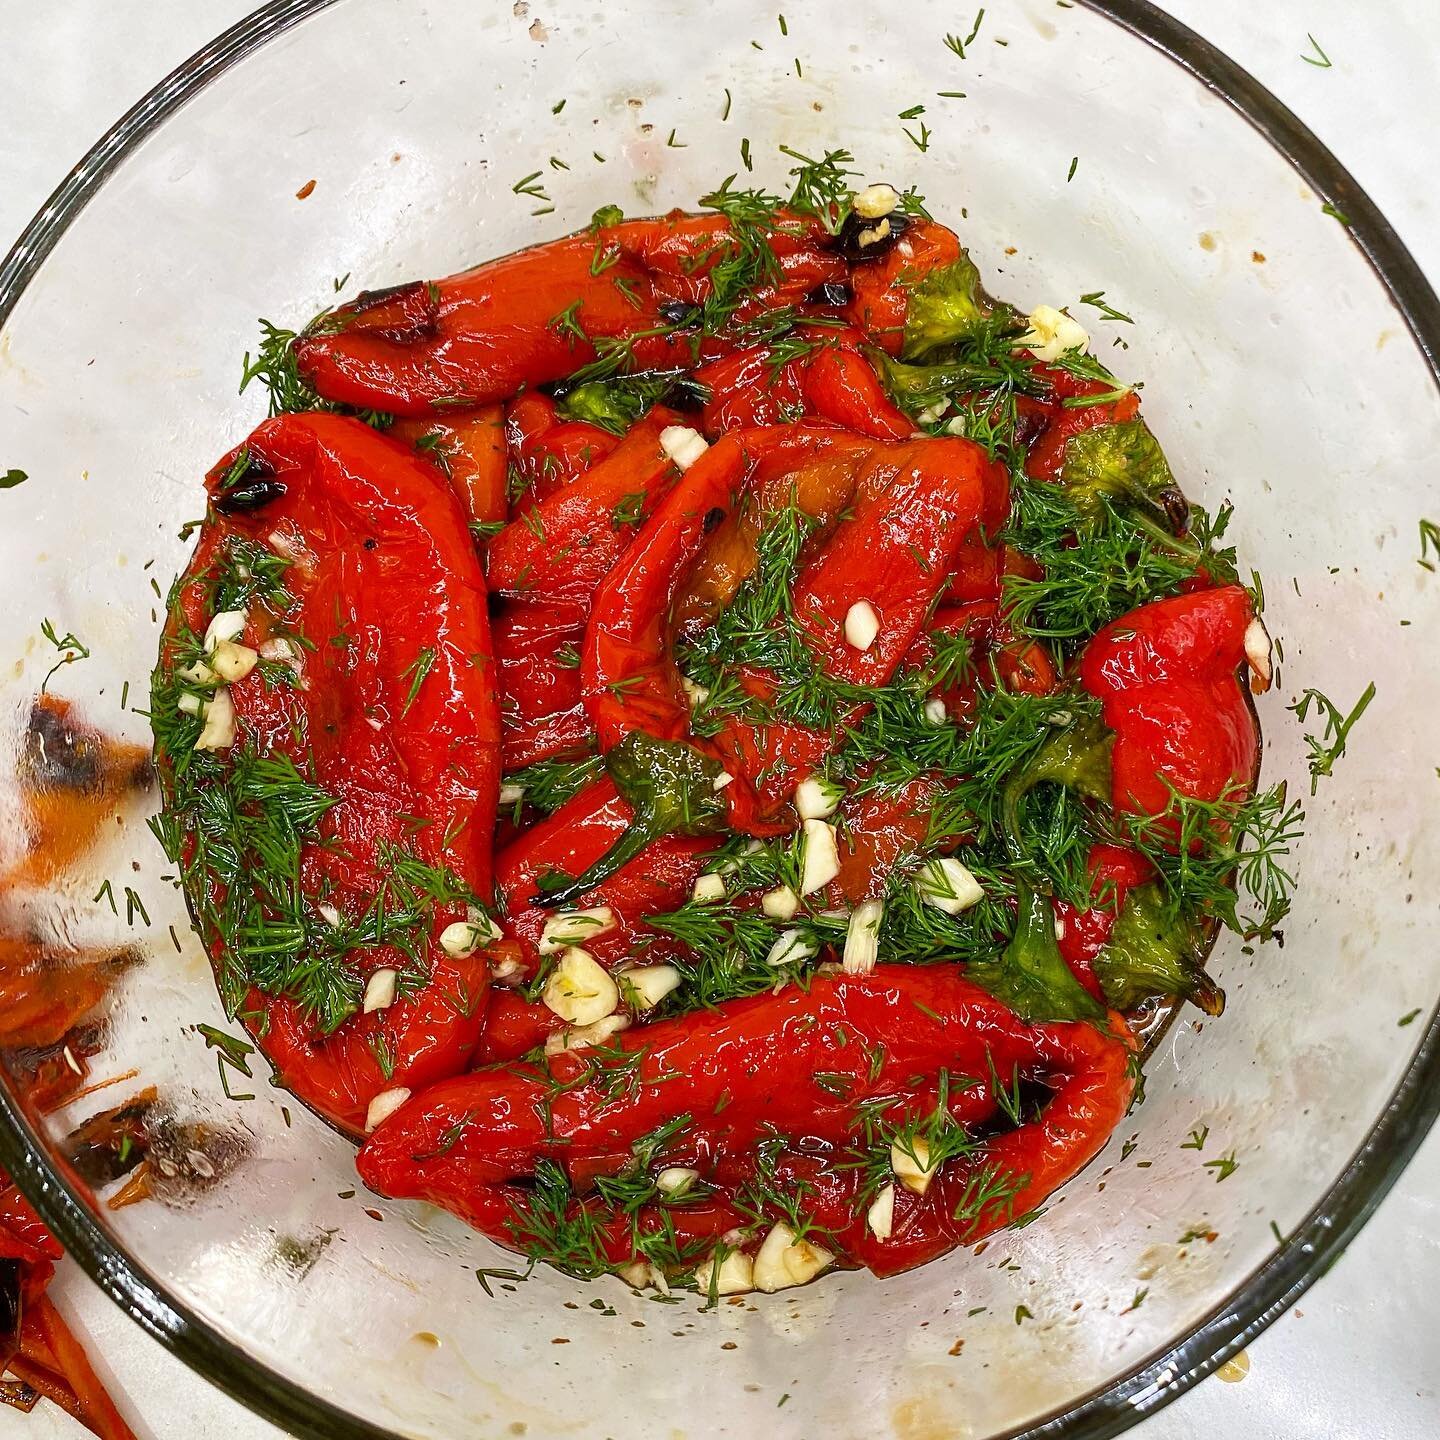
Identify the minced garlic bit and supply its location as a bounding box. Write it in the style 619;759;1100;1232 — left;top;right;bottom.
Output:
842;899;884;975
843;599;880;652
692;872;727;903
659;425;710;471
538;905;617;954
695;1249;754;1297
853;183;900;220
194;688;236;751
210;638;259;683
1244;615;1273;693
794;775;842;820
203;609;247;651
1016;304;1090;363
542;946;620;1025
655;1166;700;1197
438;915;501;957
363;967;398;1013
867;1182;896;1240
916;857;984;915
766;928;817;968
619;963;682;1010
799;819;841;895
923;698;949;726
365;1086;411;1133
761;884;800;921
752;1222;834;1292
891;1138;939;1195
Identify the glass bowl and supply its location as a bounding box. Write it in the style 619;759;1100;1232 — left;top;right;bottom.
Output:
1;1;1438;1436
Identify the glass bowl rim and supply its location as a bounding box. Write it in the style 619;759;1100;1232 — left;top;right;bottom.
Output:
1;2;1437;1437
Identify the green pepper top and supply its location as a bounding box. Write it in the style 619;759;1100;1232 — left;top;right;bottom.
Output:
538;732;728;907
1059;419;1188;536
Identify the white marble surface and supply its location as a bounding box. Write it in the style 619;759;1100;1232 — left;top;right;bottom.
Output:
0;1;1436;1436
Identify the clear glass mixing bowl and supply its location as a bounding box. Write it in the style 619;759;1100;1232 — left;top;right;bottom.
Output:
1;2;1438;1436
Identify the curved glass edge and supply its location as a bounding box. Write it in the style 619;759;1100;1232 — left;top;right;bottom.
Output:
0;1;1436;1438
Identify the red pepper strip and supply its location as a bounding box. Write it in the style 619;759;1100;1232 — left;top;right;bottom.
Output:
695;342;914;442
695;347;806;435
493;600;591;769
792;438;1001;687
475;987;565;1064
583;433;752;749
293;237;696;416
1024;363;1142;481
843;220;963;354
611;208;843;313
1080;585;1258;819
799;344;915;440
0;1183;62;1265
505;393;619;505
388;404;508;526
831;775;949;905
28;1295;137;1440
178;415;501;1133
494;776;711;966
705;677;834;837
1054;844;1154;1000
909;600;1060;723
583;423;878;747
487;407;683;602
356;966;1133;1277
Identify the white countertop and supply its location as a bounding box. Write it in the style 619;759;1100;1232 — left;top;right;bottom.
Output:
1;1;1436;1435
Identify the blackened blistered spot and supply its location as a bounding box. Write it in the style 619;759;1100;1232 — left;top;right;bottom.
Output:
1012;405;1048;449
657;301;703;329
215;479;287;514
806;281;853;308
703;506;726;534
22;699;153;795
363;538;379;551
835;208;911;264
352;280;428;313
25;701;102;789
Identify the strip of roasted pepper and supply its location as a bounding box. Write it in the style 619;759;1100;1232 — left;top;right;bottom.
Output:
157;414;501;1134
356;966;1133;1282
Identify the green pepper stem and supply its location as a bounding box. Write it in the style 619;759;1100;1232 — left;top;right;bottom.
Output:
531;819;659;910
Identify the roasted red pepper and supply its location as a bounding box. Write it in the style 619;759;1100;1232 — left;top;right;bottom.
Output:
294;211;840;416
790;437;1003;687
487;407;683;602
695;337;912;441
0;1170;135;1438
843;220;963;354
493;776;710;968
505;392;619;504
1080;584;1259;819
1054;844;1154;1000
357;967;1133;1280
493;601;590;770
388;403;508;526
1023;365;1142;481
162;414;502;1133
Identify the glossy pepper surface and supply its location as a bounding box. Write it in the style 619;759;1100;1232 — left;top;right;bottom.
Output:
357;966;1134;1278
171;414;502;1133
1080;584;1259;819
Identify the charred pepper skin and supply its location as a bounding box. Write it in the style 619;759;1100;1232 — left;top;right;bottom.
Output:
356;966;1134;1279
169;414;502;1135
